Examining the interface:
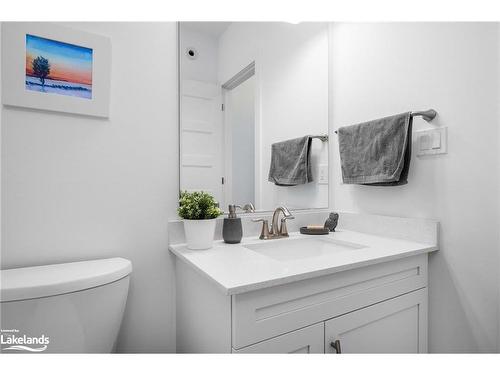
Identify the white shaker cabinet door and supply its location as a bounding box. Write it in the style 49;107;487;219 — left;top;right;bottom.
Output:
233;323;324;353
325;288;428;354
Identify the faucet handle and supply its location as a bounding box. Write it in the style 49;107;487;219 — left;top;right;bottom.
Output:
252;218;270;240
279;216;294;237
240;203;255;213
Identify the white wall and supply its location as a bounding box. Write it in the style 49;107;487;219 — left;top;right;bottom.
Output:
218;22;329;211
180;26;218;83
330;23;500;352
1;22;179;353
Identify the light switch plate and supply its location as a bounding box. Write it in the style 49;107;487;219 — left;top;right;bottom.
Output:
318;164;328;185
416;127;447;156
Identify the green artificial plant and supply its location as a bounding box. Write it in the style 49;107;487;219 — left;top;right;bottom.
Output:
177;191;223;220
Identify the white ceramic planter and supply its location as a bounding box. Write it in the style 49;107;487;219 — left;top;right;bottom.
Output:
183;219;217;250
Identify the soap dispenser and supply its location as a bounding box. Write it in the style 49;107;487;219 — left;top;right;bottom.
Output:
223;205;243;244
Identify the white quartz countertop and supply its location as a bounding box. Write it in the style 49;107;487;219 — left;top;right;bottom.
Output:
169;230;438;295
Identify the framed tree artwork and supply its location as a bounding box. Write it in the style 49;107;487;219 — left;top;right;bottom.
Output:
1;23;111;117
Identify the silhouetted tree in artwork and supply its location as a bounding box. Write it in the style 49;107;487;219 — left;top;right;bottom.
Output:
32;56;51;88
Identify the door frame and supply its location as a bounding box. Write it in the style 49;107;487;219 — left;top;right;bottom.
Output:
221;61;260;209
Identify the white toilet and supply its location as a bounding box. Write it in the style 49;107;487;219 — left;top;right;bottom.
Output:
0;258;132;353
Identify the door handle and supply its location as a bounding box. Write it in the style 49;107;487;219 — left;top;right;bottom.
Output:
330;339;341;354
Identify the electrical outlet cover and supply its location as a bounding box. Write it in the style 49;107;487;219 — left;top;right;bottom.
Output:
416;127;447;156
318;164;328;185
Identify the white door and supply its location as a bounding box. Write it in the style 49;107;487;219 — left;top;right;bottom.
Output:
324;289;428;354
233;323;324;353
180;79;224;205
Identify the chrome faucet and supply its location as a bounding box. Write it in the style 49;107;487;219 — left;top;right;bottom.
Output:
270;206;294;237
253;206;294;240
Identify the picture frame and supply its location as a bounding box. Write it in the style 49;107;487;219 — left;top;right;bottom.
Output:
1;22;111;118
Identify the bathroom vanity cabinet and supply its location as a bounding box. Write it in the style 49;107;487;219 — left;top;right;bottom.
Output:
174;253;429;353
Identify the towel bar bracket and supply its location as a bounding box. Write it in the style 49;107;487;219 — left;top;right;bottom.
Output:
311;135;329;142
410;109;437;122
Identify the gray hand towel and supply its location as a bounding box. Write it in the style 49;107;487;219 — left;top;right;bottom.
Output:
338;112;412;186
268;136;313;186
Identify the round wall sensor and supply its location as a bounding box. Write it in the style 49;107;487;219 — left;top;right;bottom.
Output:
186;47;198;60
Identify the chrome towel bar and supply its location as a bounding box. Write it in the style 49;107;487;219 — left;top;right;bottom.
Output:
333;109;438;134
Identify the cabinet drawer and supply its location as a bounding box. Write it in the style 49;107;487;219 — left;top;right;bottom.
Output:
233;322;324;353
232;254;427;349
324;288;428;353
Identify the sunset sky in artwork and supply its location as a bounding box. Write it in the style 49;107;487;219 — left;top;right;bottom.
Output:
26;34;93;85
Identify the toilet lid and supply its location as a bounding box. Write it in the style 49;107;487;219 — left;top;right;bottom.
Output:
0;258;132;302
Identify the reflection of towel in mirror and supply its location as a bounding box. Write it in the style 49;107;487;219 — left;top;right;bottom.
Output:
268;136;313;186
338;112;412;186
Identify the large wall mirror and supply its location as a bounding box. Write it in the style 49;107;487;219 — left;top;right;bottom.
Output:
179;22;329;212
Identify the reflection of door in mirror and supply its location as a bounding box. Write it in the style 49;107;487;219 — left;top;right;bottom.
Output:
179;24;226;206
180;80;223;204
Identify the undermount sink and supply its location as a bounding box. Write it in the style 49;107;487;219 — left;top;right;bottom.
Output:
243;236;366;262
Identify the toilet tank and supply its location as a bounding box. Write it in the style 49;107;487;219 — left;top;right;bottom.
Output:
0;258;132;353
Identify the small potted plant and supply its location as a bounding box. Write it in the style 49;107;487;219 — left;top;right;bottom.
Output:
178;191;223;250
